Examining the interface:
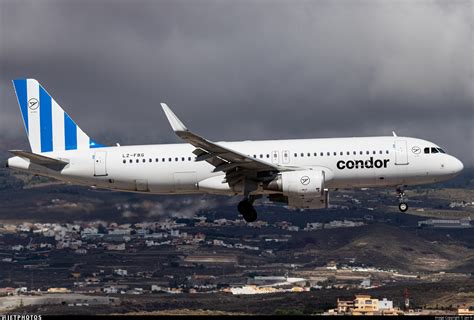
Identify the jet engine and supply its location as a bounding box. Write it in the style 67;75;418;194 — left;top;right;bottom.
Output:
265;170;329;209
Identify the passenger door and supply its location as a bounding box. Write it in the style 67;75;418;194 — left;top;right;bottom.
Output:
394;140;409;165
93;151;108;176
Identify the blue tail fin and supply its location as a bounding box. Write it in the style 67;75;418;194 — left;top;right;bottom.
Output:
12;79;105;154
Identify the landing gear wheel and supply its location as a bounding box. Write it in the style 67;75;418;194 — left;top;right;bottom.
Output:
243;210;257;223
399;202;408;212
396;186;409;213
238;199;258;222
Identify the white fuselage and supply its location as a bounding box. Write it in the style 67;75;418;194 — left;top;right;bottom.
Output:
7;136;464;195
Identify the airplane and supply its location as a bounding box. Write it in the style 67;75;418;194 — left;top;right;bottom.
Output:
6;79;464;222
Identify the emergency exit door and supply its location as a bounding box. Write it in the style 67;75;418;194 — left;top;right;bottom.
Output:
282;150;290;164
94;151;108;176
271;151;279;164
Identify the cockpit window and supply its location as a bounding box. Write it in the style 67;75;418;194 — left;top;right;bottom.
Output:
431;147;439;153
424;147;430;154
437;148;446;154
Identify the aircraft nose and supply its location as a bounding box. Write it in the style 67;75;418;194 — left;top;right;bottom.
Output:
450;157;464;174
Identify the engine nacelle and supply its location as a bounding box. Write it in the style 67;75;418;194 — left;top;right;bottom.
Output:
265;170;329;209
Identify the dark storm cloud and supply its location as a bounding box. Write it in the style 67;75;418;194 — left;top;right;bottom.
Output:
1;0;473;163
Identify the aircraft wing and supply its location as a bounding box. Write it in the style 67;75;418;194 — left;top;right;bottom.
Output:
161;103;287;186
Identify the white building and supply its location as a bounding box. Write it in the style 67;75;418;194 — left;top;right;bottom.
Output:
378;298;393;310
114;269;128;276
170;230;180;237
108;229;131;235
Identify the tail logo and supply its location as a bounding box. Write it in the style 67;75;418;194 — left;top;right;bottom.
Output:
28;98;39;110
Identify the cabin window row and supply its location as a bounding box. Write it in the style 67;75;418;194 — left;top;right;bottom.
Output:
293;150;390;158
251;150;390;159
123;157;194;164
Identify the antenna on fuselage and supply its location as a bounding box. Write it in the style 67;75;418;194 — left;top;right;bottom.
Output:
392;131;397;137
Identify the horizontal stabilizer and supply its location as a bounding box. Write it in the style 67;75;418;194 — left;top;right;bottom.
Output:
9;150;69;166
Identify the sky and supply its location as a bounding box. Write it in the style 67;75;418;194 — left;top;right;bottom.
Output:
0;0;473;164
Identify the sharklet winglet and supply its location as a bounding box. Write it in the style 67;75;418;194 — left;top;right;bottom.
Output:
160;103;188;133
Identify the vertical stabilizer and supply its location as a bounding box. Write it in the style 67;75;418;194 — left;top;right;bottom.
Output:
12;79;104;154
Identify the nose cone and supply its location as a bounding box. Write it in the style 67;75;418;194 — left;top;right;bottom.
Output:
450;157;464;175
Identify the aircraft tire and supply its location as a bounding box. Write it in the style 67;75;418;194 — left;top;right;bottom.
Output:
238;200;258;222
398;202;408;212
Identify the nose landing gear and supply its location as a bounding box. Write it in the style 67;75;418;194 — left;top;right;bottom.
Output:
397;187;409;212
238;196;259;222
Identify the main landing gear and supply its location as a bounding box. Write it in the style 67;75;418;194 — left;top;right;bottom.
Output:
397;187;409;212
238;196;258;222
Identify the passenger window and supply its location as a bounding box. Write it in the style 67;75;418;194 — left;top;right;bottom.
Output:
168;158;172;162
314;152;317;156
301;153;304;157
327;152;330;156
123;160;126;164
353;151;356;155
346;151;350;156
155;158;159;162
253;155;256;158
188;157;192;161
182;157;185;161
360;151;363;155
260;154;263;158
366;151;370;155
129;159;132;163
386;150;389;154
143;159;146;163
162;158;165;162
136;159;139;163
372;151;376;155
267;154;270;158
333;152;337;156
340;152;343;156
431;147;439;153
320;152;324;156
174;157;178;161
379;150;382;154
307;152;311;157
424;147;430;154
